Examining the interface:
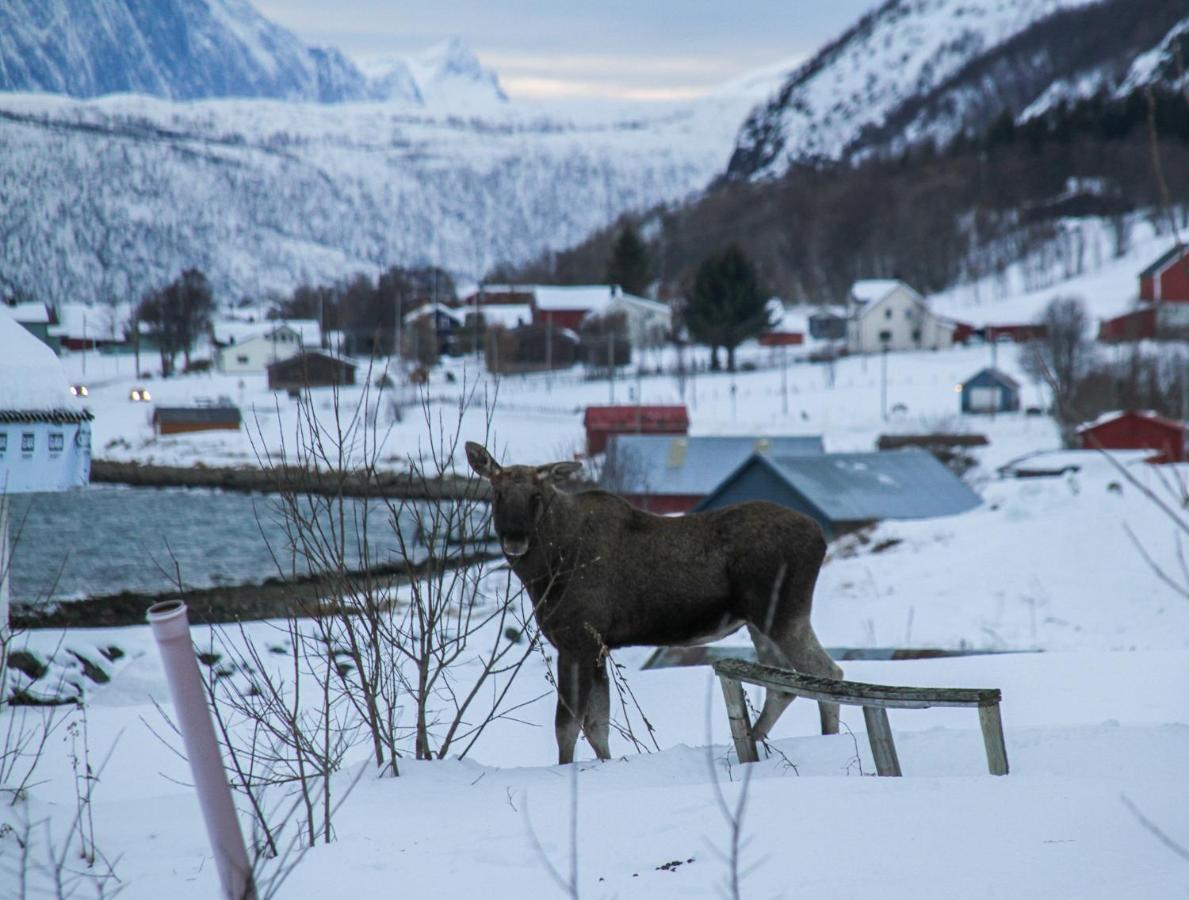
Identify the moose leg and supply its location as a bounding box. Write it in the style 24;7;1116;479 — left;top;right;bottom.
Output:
748;621;843;739
582;657;611;761
781;620;843;736
555;652;594;765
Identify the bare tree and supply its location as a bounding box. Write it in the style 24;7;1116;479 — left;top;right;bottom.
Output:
1019;295;1096;444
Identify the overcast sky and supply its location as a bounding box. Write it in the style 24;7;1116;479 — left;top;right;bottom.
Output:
256;1;884;100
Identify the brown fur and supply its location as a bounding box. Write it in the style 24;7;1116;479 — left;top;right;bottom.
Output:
466;442;842;764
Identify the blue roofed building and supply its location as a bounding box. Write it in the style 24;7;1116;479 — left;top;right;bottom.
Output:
603;434;823;513
693;448;981;538
960;367;1020;414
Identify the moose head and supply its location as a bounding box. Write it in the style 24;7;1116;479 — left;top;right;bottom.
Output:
465;441;582;559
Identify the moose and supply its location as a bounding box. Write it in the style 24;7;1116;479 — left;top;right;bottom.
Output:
466;441;842;764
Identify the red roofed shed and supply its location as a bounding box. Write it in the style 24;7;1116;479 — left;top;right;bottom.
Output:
583;405;689;455
1077;410;1186;463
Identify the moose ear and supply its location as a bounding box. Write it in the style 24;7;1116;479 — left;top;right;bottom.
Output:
539;461;583;484
465;442;501;479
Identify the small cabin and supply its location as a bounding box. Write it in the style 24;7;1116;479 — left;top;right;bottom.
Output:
152;405;242;436
960;368;1020;414
267;351;356;392
1077;410;1186;463
1139;244;1189;303
694;448;981;539
603;434;823;514
584;405;690;456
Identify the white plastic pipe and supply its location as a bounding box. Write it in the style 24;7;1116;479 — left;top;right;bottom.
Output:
147;600;255;900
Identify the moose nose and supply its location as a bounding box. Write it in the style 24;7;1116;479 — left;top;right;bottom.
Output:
501;536;529;558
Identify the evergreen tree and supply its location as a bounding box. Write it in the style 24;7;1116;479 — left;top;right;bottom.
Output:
686;244;771;372
605;223;651;296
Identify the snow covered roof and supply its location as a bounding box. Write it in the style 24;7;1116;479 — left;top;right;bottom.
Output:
1076;409;1186;434
50;302;131;341
850;280;902;304
7;302;49;324
0;306;86;413
404;302;465;325
212;318;320;345
765;299;809;334
530;285;619;313
475;304;532;329
1138;244;1189;279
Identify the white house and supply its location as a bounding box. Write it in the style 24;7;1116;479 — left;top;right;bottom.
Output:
214;321;317;374
846;280;955;353
0;306;92;494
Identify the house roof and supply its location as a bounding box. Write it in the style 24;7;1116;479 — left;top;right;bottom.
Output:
152;406;242;426
49;302;132;341
1139;244;1188;278
266;351;357;374
850;279;904;304
605;434;824;496
8;302;49;325
212;318;320;346
0;305;85;414
584;405;689;430
476;303;533;329
703;449;981;523
1076;409;1186;435
404;302;465;325
764;299;809;334
530;285;618;313
965;367;1020;390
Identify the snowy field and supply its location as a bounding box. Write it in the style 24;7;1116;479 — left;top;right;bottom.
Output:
7;245;1189;896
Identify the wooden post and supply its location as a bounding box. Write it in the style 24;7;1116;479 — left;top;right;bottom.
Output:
862;705;902;777
718;675;759;763
978;703;1010;776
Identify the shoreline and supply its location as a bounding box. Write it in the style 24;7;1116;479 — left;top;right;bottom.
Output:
12;549;504;629
90;458;491;500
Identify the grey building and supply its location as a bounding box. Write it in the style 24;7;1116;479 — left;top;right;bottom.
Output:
694;448;981;538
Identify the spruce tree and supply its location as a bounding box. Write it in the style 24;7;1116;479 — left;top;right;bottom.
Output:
605;223;652;296
686;244;771;373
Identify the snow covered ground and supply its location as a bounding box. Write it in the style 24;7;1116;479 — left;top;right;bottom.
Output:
7;252;1189;896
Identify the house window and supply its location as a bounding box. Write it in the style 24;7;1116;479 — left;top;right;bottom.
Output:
237;354;250;365
49;433;64;453
21;432;34;453
884;309;893;319
879;330;892;343
911;329;921;341
0;433;6;454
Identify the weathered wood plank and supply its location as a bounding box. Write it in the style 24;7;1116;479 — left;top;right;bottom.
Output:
978;703;1010;776
712;658;1000;709
862;706;902;776
717;675;759;764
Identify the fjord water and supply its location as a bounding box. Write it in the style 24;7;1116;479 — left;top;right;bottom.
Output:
9;485;488;603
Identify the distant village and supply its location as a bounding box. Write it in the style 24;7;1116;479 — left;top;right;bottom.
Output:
3;241;1186;536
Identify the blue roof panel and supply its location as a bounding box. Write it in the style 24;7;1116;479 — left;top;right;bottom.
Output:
605;434;823;496
763;449;981;522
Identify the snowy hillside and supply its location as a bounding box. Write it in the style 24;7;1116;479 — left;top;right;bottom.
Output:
0;66;790;307
728;0;1187;178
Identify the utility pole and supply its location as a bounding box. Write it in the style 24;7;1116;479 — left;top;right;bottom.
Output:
608;330;616;404
881;345;889;421
781;344;789;416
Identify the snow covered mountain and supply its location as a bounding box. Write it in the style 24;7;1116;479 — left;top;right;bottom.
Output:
360;39;508;107
728;0;1189;179
0;67;790;307
0;0;370;102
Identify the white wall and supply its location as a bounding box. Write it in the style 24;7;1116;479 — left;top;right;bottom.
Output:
848;286;954;353
0;420;91;493
216;330;303;374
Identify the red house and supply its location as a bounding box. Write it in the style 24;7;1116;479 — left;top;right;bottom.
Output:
758;331;804;347
583;405;689;455
1140;244;1189;302
1099;307;1158;343
1077;410;1186;463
